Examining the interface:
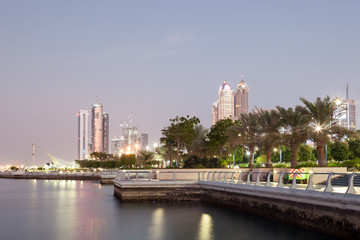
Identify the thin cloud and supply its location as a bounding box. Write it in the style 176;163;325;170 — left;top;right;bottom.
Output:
140;31;194;59
166;33;193;46
142;50;179;59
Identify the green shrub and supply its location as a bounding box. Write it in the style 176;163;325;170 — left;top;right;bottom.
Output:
273;163;290;168
255;154;267;165
327;161;343;167
296;161;318;168
341;158;360;170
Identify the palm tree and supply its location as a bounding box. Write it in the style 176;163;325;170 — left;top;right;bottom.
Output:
137;150;154;168
299;96;343;167
239;113;260;168
187;125;209;158
256;109;281;168
276;106;309;167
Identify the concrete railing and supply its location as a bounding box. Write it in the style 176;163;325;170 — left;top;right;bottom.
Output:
117;170;360;195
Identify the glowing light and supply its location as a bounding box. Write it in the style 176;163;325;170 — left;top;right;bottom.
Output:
246;151;250;156
334;98;342;106
198;214;213;240
315;125;322;132
273;148;278;152
146;146;150;151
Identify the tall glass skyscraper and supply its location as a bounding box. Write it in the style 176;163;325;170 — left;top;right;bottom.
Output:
234;76;249;117
212;80;234;124
103;113;110;153
78;110;89;160
91;104;103;153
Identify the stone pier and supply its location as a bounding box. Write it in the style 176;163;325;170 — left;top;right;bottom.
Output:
114;179;360;240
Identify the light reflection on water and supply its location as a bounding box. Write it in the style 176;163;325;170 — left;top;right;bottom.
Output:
0;179;336;240
148;208;164;240
198;214;213;240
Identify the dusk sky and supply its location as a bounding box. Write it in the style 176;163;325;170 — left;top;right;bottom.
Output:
1;1;359;165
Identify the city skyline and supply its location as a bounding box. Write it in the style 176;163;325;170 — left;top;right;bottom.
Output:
1;1;360;165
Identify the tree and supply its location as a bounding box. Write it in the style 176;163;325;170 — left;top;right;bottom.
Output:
224;121;243;167
239;113;260;168
256;109;281;167
348;139;360;159
207;118;234;160
297;144;313;162
161;115;200;167
329;141;350;161
137;150;154;168
277;106;309;167
299;96;350;166
187;125;209;158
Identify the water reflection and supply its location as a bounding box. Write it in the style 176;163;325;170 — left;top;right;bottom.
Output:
148;208;164;240
198;213;213;240
0;180;336;240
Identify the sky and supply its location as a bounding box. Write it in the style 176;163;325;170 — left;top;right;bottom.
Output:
1;1;360;166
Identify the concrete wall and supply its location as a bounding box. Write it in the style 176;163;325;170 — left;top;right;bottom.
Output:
114;180;360;240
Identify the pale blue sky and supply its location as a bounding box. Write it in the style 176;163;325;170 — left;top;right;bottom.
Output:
1;1;359;165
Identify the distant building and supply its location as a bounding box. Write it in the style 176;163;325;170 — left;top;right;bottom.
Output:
212;77;250;125
212;101;219;125
141;133;148;149
111;137;120;155
103;113;110;153
123;126;140;146
78;110;89;160
234;76;249;116
335;99;356;131
91;103;103;152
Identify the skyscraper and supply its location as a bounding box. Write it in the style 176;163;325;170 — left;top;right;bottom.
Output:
211;101;219;125
78;110;89;160
111;137;120;155
212;80;234;124
141;133;148;149
91;103;103;152
234;76;249;116
103;113;110;153
212;77;250;125
335;99;356;131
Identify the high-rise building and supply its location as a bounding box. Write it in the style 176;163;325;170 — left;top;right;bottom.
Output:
78;110;89;160
212;77;250;125
212;80;234;124
141;133;148;149
111;137;120;155
335;99;356;131
103;113;110;153
212;101;219;125
91;103;103;152
123;126;140;146
234;76;249;116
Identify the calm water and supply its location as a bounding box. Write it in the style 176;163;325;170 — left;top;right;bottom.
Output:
0;179;336;240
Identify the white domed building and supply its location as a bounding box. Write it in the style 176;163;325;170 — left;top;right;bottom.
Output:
212;77;249;125
212;80;234;124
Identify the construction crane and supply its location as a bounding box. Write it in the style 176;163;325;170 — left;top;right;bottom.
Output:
120;114;136;128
